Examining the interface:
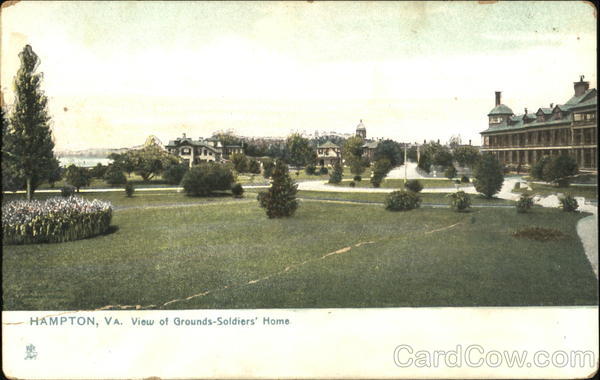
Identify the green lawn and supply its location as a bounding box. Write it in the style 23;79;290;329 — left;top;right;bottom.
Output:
3;200;596;310
514;182;598;201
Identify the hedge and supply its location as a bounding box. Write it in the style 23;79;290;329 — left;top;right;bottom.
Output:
2;197;113;245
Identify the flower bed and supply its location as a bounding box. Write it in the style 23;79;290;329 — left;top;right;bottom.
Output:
2;197;113;245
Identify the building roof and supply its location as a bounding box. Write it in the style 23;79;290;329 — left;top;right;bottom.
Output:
481;84;596;135
487;104;514;116
362;141;379;149
317;141;339;148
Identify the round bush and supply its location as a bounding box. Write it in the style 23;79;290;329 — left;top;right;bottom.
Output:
353;175;362;182
61;185;76;198
461;176;470;183
448;191;471;212
319;167;328;175
305;165;316;175
104;165;127;186
162;163;188;185
231;183;244;198
560;193;578;212
405;179;423;193
513;182;521;190
349;181;356;188
516;193;533;213
384;190;421;211
125;183;135;197
2;197;112;245
181;163;235;197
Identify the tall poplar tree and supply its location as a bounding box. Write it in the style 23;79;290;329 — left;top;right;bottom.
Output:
7;45;56;199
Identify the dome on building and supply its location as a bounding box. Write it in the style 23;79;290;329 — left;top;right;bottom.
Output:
356;119;366;131
487;104;514;116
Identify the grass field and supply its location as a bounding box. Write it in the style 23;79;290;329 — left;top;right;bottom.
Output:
3;199;596;310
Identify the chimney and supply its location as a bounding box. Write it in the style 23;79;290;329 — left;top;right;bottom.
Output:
550;103;553;109
495;91;501;106
469;139;472;145
525;107;528;114
574;75;590;96
183;133;186;139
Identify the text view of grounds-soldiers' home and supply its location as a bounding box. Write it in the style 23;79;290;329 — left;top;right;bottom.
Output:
1;1;597;313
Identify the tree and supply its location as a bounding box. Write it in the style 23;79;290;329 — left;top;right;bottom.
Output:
453;145;481;167
162;162;188;185
181;163;235;196
473;153;504;198
127;145;179;182
247;159;261;174
417;151;432;174
213;130;242;146
373;139;404;167
47;159;62;188
257;159;298;218
262;158;275;178
542;155;578;186
5;45;57;199
108;152;135;177
90;163;108;179
230;152;249;172
407;146;418;162
343;136;367;175
432;147;453;167
104;164;127;186
65;165;92;192
531;155;552;180
371;158;392;187
284;133;316;167
328;160;343;184
448;135;462;149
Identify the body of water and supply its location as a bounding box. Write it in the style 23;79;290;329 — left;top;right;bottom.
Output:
58;156;113;168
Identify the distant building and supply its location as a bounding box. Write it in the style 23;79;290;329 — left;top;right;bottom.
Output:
480;76;597;171
165;133;243;167
356;119;367;139
316;141;341;166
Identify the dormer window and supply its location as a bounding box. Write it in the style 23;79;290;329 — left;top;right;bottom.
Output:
490;116;504;124
182;148;191;154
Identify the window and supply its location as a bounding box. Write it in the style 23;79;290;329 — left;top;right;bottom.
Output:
490;116;503;124
574;113;584;121
182;148;191;154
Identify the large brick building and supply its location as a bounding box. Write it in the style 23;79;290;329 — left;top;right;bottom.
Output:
480;77;597;171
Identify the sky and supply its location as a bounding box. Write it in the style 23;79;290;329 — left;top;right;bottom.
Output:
1;1;597;151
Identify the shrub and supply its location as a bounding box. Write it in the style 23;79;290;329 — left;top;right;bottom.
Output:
384;190;421;211
513;182;521;190
444;165;457;179
61;185;76;198
305;164;316;175
473;153;504;198
258;159;298;218
448;191;471;212
329;161;343;184
230;153;248;173
353;175;362;182
90;163;107;179
516;193;534;213
181;163;235;196
531;155;552;180
559;193;579;212
2;197;112;245
319;166;328;175
104;165;127;186
125;183;135;197
542;155;578;186
65;165;92;192
405;179;423;193
349;181;356;188
231;183;244;198
461;176;470;183
162;163;188;185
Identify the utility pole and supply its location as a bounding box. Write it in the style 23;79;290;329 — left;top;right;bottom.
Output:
404;143;408;183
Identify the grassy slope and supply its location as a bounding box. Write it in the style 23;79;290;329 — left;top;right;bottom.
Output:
3;201;596;310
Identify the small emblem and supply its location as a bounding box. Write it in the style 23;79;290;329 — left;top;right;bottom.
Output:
25;344;37;360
